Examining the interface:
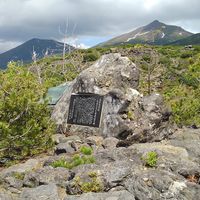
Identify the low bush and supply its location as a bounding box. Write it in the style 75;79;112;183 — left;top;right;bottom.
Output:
0;63;55;166
83;50;100;62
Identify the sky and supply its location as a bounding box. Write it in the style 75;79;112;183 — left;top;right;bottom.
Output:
0;0;200;53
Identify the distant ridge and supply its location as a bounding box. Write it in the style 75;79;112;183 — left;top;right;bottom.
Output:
169;33;200;45
0;38;73;69
98;20;193;46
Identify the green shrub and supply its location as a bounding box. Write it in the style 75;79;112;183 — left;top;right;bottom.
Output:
163;55;200;126
83;50;100;62
180;51;193;59
142;151;158;167
0;63;54;166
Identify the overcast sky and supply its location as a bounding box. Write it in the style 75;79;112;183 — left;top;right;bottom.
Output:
0;0;200;53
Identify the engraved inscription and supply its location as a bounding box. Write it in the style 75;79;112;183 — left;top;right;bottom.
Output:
67;93;103;127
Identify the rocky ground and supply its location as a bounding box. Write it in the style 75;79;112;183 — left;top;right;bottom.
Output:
0;127;200;200
0;53;199;200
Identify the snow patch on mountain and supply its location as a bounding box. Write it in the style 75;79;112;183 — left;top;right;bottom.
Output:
161;32;165;38
127;31;150;42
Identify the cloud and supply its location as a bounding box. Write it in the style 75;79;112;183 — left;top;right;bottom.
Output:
0;40;21;53
0;0;200;52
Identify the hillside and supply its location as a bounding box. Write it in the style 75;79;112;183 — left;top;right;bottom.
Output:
169;33;200;45
98;20;193;46
0;38;73;69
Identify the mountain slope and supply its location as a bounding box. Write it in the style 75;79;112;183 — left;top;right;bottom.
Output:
99;20;193;46
0;38;73;69
169;33;200;45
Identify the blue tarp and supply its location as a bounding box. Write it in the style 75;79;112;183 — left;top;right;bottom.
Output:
46;83;69;105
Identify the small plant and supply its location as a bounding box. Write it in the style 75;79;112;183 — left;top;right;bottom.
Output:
51;158;69;168
12;172;25;180
80;146;93;155
142;151;158;167
72;172;104;193
51;146;95;169
127;111;134;120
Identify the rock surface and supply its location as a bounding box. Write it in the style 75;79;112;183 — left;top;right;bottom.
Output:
20;183;60;200
0;128;200;200
64;190;135;200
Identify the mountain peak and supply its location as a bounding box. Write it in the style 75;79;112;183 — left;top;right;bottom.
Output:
150;19;161;24
0;38;73;69
144;20;165;31
151;20;161;24
99;20;193;47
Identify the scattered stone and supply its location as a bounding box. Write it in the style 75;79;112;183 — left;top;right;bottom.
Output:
4;176;23;189
64;190;135;200
23;167;70;188
52;134;69;144
85;136;104;147
103;137;119;149
55;142;75;155
0;159;41;176
53;135;82;144
0;191;14;200
20;183;60;200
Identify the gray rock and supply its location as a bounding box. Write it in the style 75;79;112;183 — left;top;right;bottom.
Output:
85;136;104;147
0;159;40;176
23;167;70;188
55;142;75;155
64;190;135;200
168;128;200;161
103;137;119;149
52;134;82;145
4;176;23;189
0;192;13;200
103;160;133;188
20;183;59;200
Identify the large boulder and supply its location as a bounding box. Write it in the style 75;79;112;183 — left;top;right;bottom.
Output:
52;53;172;144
